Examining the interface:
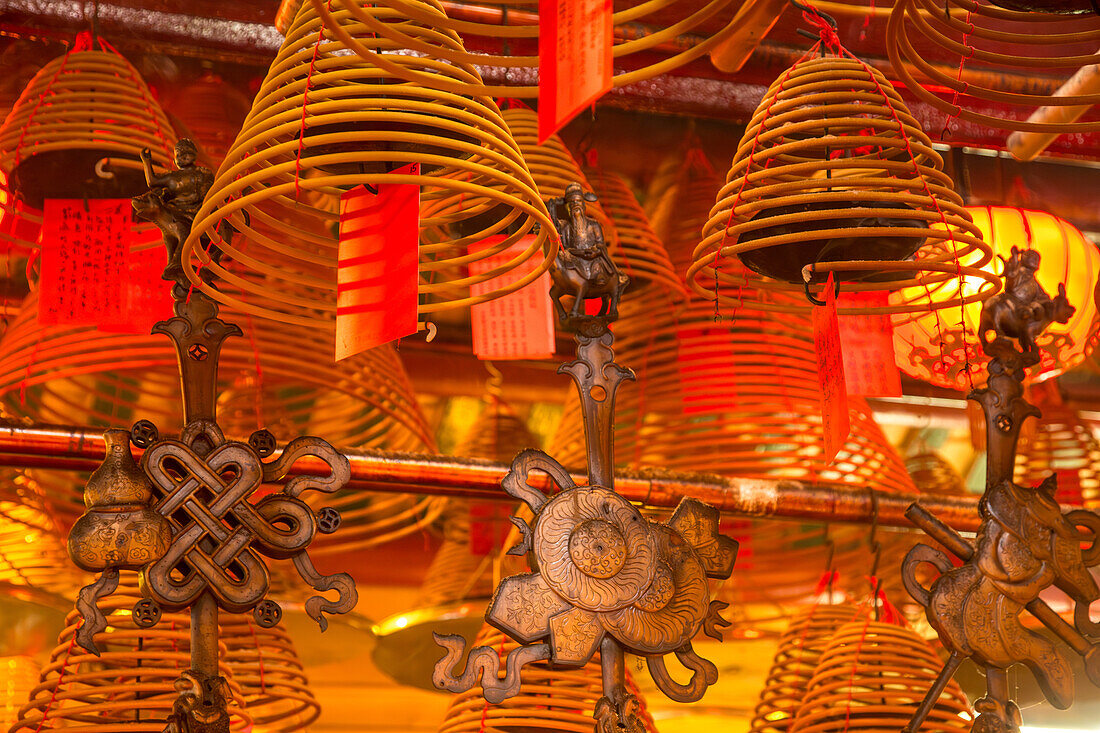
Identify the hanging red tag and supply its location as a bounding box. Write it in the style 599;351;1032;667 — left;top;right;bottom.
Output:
99;238;176;334
538;0;613;142
813;274;851;463
38;198;130;327
469;235;556;360
336;164;419;361
837;292;902;397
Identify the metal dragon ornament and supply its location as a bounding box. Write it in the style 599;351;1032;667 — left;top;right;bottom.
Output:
67;260;357;731
901;246;1100;733
432;184;737;733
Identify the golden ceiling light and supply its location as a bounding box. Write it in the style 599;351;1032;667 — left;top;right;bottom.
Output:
751;604;868;733
164;71;252;167
304;0;740;98
0;34;176;254
435;623;659;733
893;206;1100;391
906;453;968;496
888;0;1100;135
180;0;555;331
690;55;998;315
11;574;252;733
789;618;972;733
1015;381;1100;507
219;616;320;732
0;289;443;554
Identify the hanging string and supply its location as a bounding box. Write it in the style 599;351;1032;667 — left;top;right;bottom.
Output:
294;2;330;202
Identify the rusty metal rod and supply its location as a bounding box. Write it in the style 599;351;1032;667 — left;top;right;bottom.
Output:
0;421;985;531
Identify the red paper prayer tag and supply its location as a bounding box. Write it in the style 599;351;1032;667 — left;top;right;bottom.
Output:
837;291;902;397
813;274;851;463
469;235;556;360
538;0;612;142
336;164;420;361
99;240;176;334
38;198;131;327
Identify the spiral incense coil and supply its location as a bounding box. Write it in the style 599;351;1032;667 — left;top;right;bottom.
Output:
452;394;539;462
888;0;1100;134
790;619;972;733
645;151;724;275
750;604;869;733
0;491;84;598
164;71;252;166
181;0;555;330
691;55;999;315
11;575;251;733
0;290;443;555
219;617;320;732
1015;385;1100;507
0;36;176;253
906;452;968;496
0;657;39;731
436;623;659;733
585;168;688;301
308;0;740;98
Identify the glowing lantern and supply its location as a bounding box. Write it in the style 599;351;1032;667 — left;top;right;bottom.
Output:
893;206;1100;390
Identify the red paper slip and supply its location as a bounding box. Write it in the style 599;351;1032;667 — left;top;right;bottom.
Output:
837;292;902;397
38;198;130;327
813;274;851;463
336;166;419;361
99;241;176;334
469;235;555;360
538;0;612;142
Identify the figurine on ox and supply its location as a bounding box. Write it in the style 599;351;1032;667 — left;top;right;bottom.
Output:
548;183;629;322
978;246;1075;357
132;138;215;283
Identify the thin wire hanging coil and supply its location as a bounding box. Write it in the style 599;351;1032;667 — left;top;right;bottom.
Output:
305;0;741;97
690;54;999;315
180;0;555;330
0;35;176;254
790;618;973;733
888;0;1100;134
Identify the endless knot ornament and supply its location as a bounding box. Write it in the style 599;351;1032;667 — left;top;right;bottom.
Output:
434;184;737;732
902;249;1100;733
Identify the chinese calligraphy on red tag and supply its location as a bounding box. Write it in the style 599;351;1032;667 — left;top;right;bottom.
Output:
837;292;902;397
538;0;612;142
336;164;420;361
469;235;556;360
813;274;851;463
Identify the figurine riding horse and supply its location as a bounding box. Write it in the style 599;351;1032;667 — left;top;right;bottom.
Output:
979;247;1075;356
548;183;628;321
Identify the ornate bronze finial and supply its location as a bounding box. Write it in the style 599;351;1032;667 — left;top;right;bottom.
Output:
67;287;358;733
548;183;629;330
132;137;218;285
433;184;737;730
901;248;1100;733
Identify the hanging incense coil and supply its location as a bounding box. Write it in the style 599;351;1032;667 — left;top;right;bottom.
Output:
306;0;740;98
1015;383;1100;507
219;616;320;732
906;452;968;496
0;484;85;598
750;604;869;733
435;623;660;733
0;657;39;731
0;290;443;554
645;149;724;275
164;71;252;166
690;55;999;314
0;35;176;253
11;575;251;733
585;168;687;300
888;0;1100;134
181;0;555;330
790;619;972;733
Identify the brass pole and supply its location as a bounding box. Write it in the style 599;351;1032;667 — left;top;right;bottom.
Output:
190;591;219;679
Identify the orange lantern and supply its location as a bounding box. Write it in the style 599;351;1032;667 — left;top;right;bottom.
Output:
893;206;1100;390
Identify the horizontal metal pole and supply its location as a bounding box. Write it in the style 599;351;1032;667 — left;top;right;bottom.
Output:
0;420;983;531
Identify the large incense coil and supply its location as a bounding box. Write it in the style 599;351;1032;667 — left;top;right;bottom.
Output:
906;452;968;496
435;623;659;733
164;71;252;166
308;0;740;97
790;619;972;733
181;0;555;330
0;489;84;598
1016;383;1100;507
888;0;1100;134
585;168;688;300
0;657;39;731
0;290;443;555
690;55;999;315
11;575;251;733
219;617;320;732
0;36;176;253
750;604;868;733
645;151;724;275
